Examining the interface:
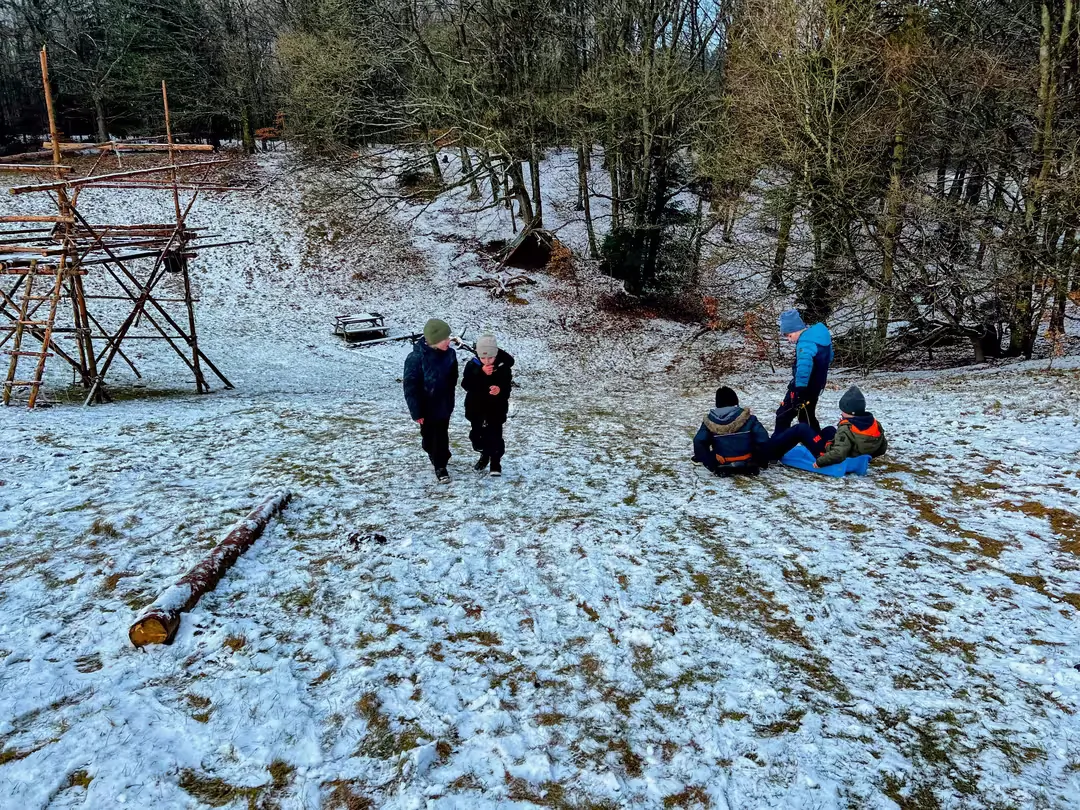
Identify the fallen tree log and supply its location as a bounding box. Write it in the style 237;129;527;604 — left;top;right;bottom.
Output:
458;273;536;297
43;140;214;153
0;144;90;163
129;490;291;647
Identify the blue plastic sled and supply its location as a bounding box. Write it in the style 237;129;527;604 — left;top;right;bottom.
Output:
780;445;872;477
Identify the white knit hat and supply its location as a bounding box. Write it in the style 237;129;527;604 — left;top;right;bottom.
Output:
476;334;498;359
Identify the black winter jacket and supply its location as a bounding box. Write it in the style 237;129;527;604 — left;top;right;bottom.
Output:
403;339;458;421
461;349;514;424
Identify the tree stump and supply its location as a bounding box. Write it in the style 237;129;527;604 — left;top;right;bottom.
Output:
129;490;291;647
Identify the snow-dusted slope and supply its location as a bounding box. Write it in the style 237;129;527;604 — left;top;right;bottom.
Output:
1;154;1079;810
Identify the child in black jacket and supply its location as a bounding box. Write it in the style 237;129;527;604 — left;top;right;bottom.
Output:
692;386;770;476
403;318;458;484
461;334;514;476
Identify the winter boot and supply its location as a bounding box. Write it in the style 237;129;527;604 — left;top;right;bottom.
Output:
435;467;451;484
489;459;502;477
474;453;490;472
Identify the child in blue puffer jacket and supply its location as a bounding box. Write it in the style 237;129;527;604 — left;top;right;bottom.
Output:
775;309;833;433
692;386;771;476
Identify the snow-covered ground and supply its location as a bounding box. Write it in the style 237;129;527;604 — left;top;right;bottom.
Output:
1;153;1079;809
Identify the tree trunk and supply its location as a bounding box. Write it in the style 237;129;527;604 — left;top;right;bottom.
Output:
94;95;108;143
240;104;255;154
460;145;480;200
129;491;291;646
947;161;968;202
1009;0;1072;358
480;148;500;204
608;154;621;230
691;194;705;287
529;141;544;229
641;150;669;290
502;156;513;209
875;124;906;358
1050;230;1076;332
722;195;736;243
770;184;796;290
427;135;444;184
507;159;534;227
974;166;1007;270
576;143;587;211
578;144;598;258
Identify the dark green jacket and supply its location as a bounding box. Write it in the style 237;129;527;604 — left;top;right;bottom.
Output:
817;413;888;468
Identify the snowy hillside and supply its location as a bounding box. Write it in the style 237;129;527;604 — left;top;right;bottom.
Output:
1;153;1079;809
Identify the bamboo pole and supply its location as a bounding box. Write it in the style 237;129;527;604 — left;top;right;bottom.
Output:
73;183;248;192
2;266;35;405
34;46;77;407
9;158;230;195
129;491;291;646
0;216;75;224
162;82;183;225
40;50;63;184
0;165;73;173
162;81;206;395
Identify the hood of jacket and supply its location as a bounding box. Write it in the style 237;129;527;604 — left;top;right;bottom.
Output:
469;348;514;369
842;412;880;435
798;322;833;350
704;406;751;435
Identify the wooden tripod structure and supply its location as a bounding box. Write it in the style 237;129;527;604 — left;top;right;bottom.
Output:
0;48;240;408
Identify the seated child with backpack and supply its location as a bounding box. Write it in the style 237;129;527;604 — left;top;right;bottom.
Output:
692;386;771;476
766;385;888;467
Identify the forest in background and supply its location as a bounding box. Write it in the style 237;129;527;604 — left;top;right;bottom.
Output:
2;0;1078;366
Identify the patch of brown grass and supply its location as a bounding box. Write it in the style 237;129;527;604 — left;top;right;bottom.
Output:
323;780;375;809
89;519;120;538
100;571;135;593
756;708;805;736
608;738;643;777
880;480;1007;558
178;770;260;808
536;712;566;727
1000;501;1080;556
66;769;93;789
663;785;710;808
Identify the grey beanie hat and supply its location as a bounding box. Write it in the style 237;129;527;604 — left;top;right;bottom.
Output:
839;385;867;416
476;334;498;359
423;318;451;344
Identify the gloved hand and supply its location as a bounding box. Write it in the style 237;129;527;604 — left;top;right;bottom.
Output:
794;386;810;405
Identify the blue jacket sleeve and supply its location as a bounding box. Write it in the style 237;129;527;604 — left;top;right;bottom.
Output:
793;336;815;387
693;424;716;470
403;351;423;420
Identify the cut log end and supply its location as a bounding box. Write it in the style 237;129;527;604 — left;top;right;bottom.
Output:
129;613;177;647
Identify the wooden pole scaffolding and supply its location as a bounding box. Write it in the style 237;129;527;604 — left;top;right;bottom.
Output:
36;47;96;406
8;158;231;196
69;208;234;403
1;52;236;407
163;80;207;394
129;491;292;646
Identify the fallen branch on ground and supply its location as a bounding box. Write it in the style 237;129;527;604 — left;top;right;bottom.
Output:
458;273;536;298
128;490;291;647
